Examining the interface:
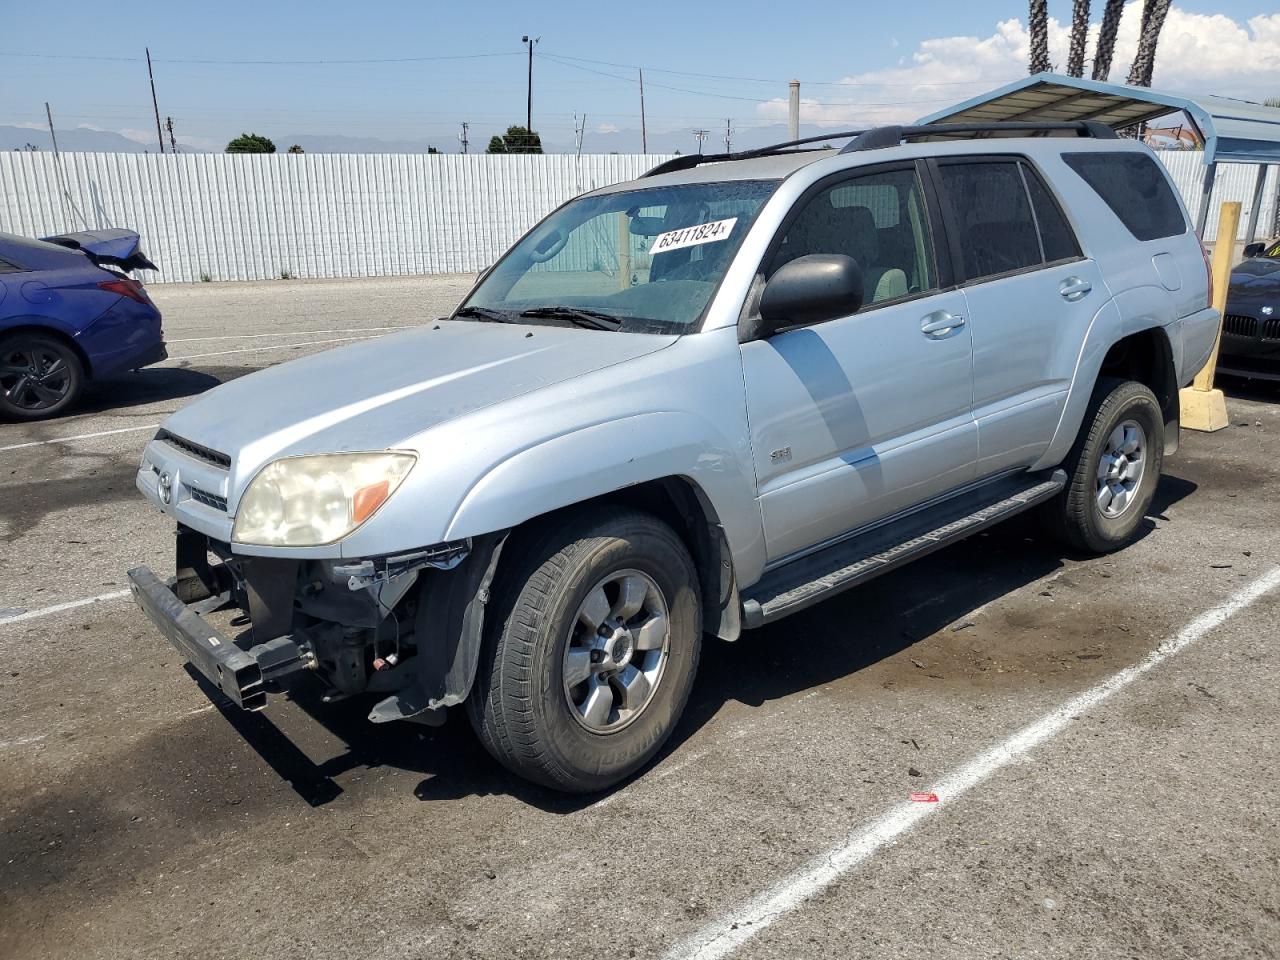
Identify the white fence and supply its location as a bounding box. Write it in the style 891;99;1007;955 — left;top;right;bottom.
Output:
0;152;674;283
0;149;1274;284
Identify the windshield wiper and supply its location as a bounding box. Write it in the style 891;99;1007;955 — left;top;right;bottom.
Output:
518;306;624;331
454;305;517;323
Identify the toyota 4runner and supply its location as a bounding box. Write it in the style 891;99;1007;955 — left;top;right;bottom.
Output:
129;121;1220;792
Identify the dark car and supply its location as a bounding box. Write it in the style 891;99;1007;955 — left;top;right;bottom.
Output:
1218;237;1280;381
0;228;166;420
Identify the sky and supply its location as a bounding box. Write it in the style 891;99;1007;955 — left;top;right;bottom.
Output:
2;0;1278;154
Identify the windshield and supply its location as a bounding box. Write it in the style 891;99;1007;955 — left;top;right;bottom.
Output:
457;180;779;334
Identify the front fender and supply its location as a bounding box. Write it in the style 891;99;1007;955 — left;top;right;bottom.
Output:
442;411;764;579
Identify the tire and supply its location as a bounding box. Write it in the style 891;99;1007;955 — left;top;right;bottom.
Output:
0;333;85;421
467;507;702;793
1041;377;1164;554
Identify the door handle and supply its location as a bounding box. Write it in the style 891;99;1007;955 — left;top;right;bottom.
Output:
920;311;965;338
1060;276;1093;301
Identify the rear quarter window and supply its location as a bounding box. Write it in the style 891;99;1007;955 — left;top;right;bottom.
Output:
1063;151;1186;241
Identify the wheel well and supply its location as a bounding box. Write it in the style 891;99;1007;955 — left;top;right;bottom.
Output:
507;478;742;642
1099;327;1178;454
0;323;93;378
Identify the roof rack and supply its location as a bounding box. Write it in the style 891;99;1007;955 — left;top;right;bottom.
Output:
639;120;1116;178
839;120;1117;153
641;130;865;178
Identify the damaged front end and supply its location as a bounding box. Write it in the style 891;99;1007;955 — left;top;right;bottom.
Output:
128;526;505;725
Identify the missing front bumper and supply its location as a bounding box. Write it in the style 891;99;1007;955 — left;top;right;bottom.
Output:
127;565;314;711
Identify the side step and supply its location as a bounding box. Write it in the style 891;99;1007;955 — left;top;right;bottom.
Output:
741;470;1066;628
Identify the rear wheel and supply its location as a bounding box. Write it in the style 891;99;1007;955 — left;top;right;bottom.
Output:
1042;377;1163;553
0;333;85;421
468;507;701;793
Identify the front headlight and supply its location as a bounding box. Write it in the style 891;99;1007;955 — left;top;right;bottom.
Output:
232;452;416;547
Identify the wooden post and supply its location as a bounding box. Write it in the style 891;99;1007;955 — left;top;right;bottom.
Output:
1179;200;1240;432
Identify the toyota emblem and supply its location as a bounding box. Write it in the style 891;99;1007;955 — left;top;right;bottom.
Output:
158;471;173;505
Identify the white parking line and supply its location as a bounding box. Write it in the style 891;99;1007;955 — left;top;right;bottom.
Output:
162;335;376;362
0;424;160;452
0;589;132;627
667;566;1280;960
166;325;409;343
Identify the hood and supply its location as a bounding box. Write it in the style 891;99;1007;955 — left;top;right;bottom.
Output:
40;228;158;272
1230;256;1280;294
161;320;676;479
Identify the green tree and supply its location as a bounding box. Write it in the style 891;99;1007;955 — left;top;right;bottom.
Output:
287;144;304;154
226;132;277;154
1265;97;1280;109
486;125;543;154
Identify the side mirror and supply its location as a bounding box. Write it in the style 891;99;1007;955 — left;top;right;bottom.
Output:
1244;241;1266;259
758;254;864;336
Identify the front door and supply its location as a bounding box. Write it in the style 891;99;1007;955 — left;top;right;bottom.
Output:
740;163;976;563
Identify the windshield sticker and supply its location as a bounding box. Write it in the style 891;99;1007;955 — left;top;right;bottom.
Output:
651;217;738;255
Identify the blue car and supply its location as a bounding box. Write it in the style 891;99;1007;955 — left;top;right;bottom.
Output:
1219;236;1280;381
0;228;166;420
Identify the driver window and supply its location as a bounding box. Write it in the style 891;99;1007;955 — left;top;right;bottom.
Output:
768;167;937;306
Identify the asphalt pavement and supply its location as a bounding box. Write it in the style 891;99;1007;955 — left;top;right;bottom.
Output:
1;275;1277;960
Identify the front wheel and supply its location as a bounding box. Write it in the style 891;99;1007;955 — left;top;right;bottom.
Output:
1042;377;1164;554
468;507;701;793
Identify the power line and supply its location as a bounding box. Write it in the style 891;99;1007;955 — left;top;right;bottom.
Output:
0;50;519;65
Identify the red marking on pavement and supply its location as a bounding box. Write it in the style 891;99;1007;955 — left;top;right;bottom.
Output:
909;791;939;803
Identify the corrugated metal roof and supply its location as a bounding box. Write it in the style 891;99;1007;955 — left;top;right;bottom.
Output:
918;73;1280;165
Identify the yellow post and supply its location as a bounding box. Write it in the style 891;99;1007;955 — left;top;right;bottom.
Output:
617;213;632;291
1179;200;1240;432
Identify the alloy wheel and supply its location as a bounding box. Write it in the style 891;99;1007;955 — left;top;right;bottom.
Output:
562;569;670;733
1095;419;1147;518
0;342;73;412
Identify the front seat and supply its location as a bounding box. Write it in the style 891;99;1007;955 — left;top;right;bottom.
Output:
775;200;908;305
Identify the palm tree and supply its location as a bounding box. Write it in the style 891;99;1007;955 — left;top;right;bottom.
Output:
1067;0;1091;77
1127;0;1172;87
1091;0;1125;80
1028;0;1051;74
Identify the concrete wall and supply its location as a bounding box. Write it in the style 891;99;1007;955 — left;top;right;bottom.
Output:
0;149;1274;284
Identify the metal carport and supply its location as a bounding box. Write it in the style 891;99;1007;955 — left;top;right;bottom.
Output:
918;72;1280;243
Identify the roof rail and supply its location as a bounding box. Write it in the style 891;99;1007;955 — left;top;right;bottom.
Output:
839;120;1117;153
641;130;865;178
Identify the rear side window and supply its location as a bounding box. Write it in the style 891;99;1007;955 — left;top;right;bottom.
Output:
0;256;23;274
1022;165;1081;263
1063;151;1186;241
936;161;1042;281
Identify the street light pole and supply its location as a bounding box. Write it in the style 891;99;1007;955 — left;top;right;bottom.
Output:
521;35;539;135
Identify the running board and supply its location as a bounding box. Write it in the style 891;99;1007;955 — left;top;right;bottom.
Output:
741;470;1066;628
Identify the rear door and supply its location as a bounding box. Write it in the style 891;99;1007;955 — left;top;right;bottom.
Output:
930;156;1104;477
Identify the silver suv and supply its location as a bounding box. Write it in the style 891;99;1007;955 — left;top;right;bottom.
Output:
129;121;1220;792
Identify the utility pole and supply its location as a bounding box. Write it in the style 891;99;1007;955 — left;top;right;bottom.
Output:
693;128;709;154
521;35;539;134
788;80;800;141
574;113;586;157
146;47;165;154
165;116;178;153
44;102;60;156
639;68;648;154
458;121;469;153
724;118;733;153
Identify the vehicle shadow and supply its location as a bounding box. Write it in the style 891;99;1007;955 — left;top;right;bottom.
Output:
209;471;1198;814
77;367;224;414
1219;373;1280;405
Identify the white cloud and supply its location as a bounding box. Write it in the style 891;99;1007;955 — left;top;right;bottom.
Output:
596;121;620;134
759;5;1280;128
